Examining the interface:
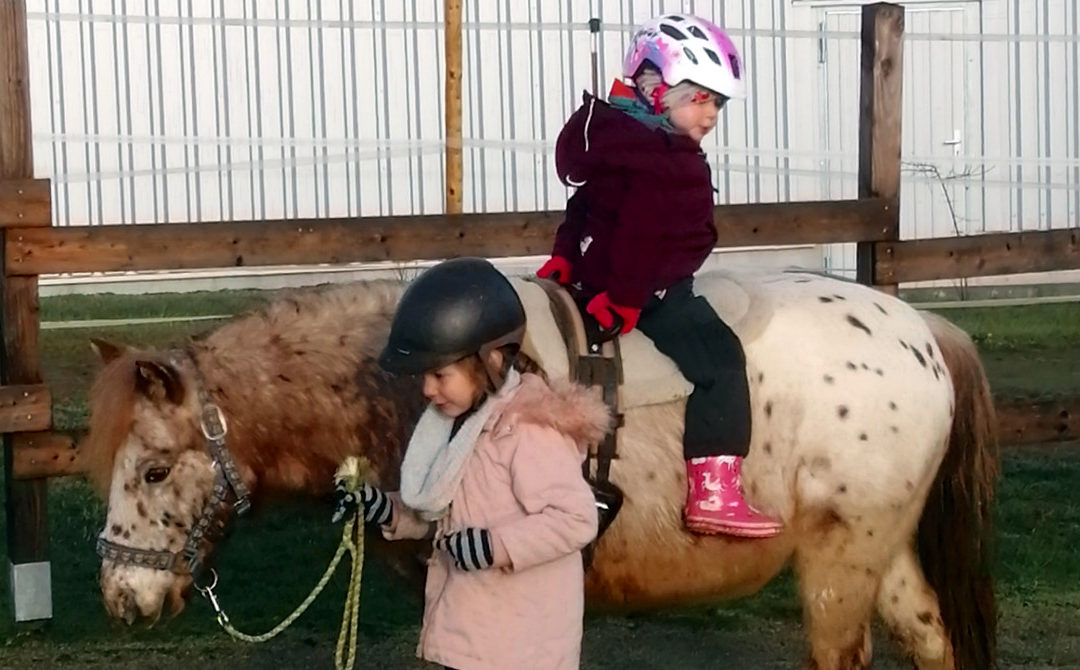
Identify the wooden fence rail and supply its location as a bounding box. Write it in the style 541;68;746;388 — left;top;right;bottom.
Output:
4;198;895;276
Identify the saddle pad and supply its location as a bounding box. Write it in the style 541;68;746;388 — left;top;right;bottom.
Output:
510;272;765;411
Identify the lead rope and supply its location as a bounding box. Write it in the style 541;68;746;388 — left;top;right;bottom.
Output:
195;457;369;670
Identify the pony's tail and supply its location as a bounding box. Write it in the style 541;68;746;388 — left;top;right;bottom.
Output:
919;312;1000;670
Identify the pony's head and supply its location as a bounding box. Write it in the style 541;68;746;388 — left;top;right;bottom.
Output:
84;339;221;625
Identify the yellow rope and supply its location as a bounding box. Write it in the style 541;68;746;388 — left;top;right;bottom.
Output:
208;457;369;670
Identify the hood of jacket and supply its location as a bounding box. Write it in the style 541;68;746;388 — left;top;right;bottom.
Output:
489;373;613;455
555;89;704;189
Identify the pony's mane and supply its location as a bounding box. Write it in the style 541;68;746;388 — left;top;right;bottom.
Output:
82;352;139;496
82;279;407;497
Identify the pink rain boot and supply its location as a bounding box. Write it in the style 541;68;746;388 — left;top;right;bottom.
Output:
684;456;783;538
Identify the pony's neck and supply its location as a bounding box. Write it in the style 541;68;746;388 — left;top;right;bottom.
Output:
185;283;424;496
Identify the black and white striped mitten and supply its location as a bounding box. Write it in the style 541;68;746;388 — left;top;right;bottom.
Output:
332;482;393;525
436;528;494;572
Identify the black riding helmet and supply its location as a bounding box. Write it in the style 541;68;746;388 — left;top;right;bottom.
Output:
378;257;526;375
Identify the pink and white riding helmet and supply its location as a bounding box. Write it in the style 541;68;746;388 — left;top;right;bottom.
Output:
623;14;746;100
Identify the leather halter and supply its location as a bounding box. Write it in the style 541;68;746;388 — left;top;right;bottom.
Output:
95;350;252;580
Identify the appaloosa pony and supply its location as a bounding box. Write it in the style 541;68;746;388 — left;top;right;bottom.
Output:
83;270;998;670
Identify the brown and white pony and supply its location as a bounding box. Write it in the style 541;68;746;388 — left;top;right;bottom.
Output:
83;270;998;670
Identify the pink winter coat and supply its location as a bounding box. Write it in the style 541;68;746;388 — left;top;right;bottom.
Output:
386;373;611;670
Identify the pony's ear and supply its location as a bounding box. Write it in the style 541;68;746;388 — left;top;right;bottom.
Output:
90;338;127;364
134;360;186;406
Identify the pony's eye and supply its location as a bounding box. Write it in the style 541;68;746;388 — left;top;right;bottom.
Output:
144;467;171;484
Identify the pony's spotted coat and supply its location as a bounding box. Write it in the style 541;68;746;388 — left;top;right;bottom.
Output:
84;271;997;670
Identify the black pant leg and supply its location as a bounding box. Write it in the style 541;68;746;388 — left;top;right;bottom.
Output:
637;282;752;459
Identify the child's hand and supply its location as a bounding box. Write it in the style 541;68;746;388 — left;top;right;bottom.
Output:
536;256;573;284
586;292;640;334
436;528;495;571
333;481;393;525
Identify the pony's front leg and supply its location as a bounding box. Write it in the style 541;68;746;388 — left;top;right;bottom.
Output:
794;510;884;670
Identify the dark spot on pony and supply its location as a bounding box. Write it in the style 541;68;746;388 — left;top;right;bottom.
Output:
912;347;927;368
875;368;884;376
818;296;834;303
846;314;872;336
874;302;888;316
866;529;874;537
832;294;847;301
823;374;834;384
763;442;773;455
859;433;868;441
838;406;849;419
889;401;897;411
646;471;656;482
899;339;909;350
891;594;899;604
137;502;148;518
765;401;773;418
917;611;934;625
925;342;935;359
110;524;122;536
905;481;914;491
861;363;869;370
890;426;899;433
278;374;292;383
757;372;764;384
123;530;131;540
846;361;857;370
837;484;847;494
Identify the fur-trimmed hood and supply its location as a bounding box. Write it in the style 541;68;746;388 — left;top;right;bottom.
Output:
489;373;613;454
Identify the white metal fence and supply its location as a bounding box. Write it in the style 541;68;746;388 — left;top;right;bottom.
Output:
24;1;1080;281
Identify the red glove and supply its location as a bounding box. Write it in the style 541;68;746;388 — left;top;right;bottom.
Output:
536;256;572;284
586;292;640;335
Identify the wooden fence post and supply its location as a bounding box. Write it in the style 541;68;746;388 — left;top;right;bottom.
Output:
0;0;51;622
444;0;463;215
856;3;904;294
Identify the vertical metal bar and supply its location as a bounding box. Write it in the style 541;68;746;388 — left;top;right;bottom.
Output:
283;0;298;218
347;0;360;216
185;0;201;221
719;0;731;203
535;0;548;209
1042;2;1051;230
410;0;424;213
210;0;224;218
242;2;255;219
153;0;169;221
86;0;103;224
779;1;791;200
1012;1;1022;230
176;0;192;223
43;0;60;225
52;0;71;225
402;0;415;212
527;3;539;208
121;0;134;222
315;0;329;216
375;0;391;214
251;1;268;220
502;0;515;210
978;3;987;232
496;0;508;210
747;0;760;200
1073;0;1079;228
436;0;445;209
78;0;93;223
273;0;288;217
367;0;382;214
304;0;319;216
471;0;486;212
219;0;233;219
143;0;159;222
338;0;352;217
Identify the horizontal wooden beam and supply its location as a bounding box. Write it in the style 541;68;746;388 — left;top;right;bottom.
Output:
875;228;1080;284
11;431;80;479
5;198;892;276
0;178;50;227
997;397;1080;446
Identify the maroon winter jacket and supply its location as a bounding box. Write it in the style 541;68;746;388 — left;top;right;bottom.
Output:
551;92;717;308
